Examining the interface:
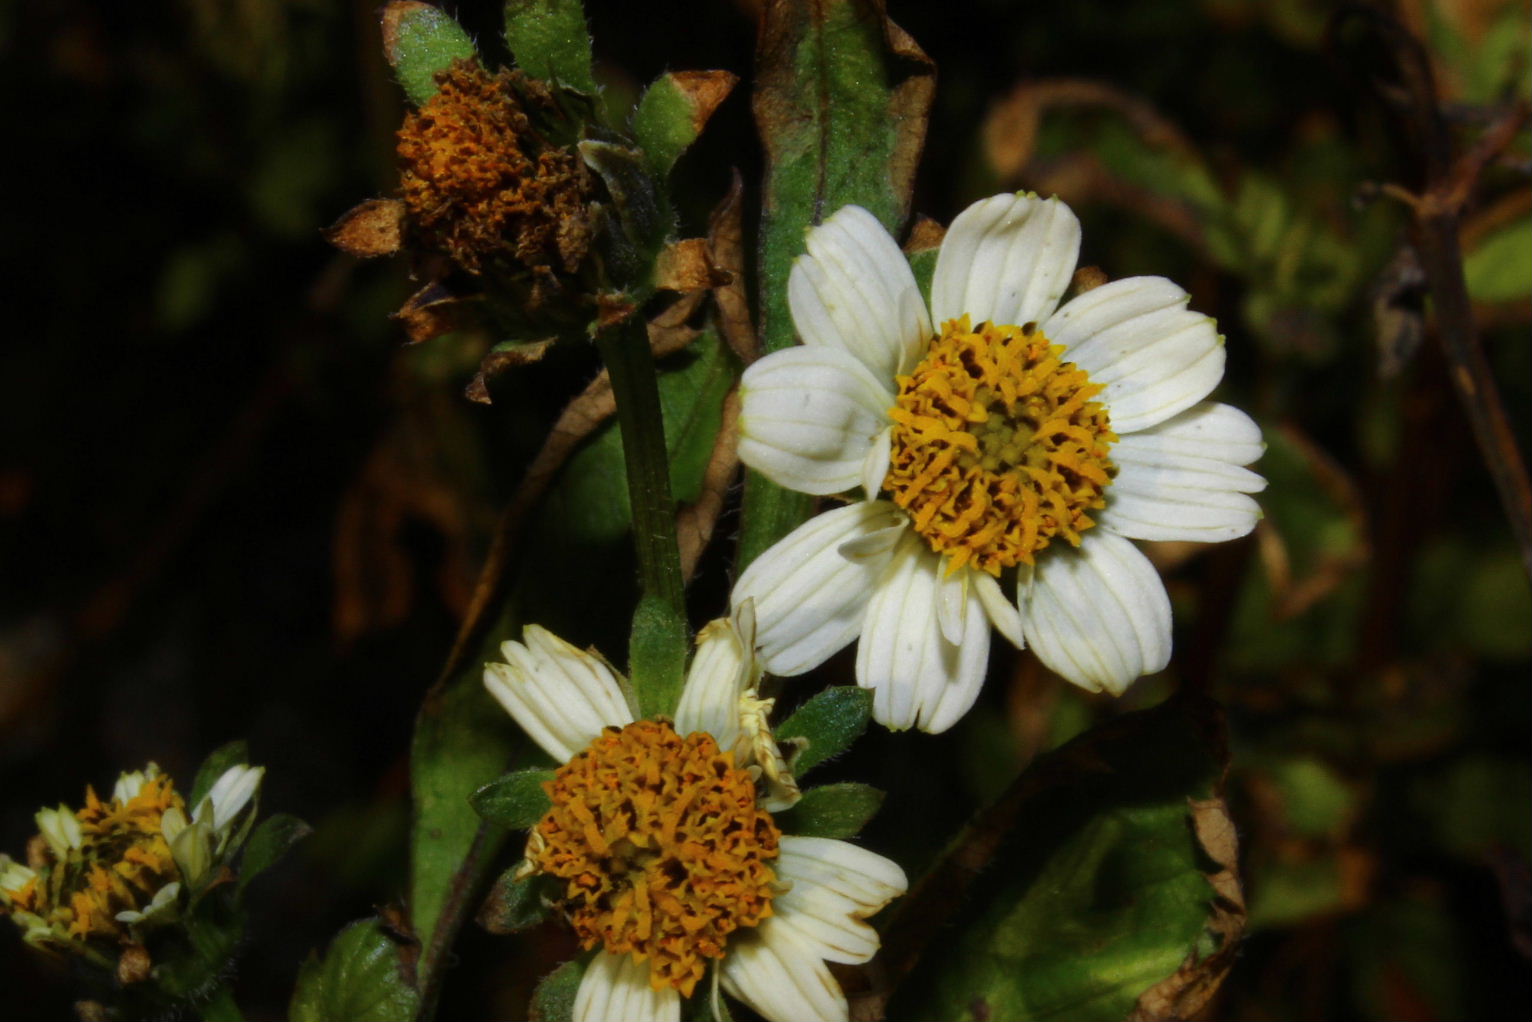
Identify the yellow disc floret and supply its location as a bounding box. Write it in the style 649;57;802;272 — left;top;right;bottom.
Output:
531;720;780;996
886;316;1117;575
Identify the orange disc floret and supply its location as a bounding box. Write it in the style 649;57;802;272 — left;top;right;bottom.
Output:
885;316;1117;576
396;59;591;275
532;720;780;996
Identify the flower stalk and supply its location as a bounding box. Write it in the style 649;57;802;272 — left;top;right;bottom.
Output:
592;315;688;718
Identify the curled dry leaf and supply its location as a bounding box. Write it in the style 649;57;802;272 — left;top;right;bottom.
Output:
393;282;476;345
667;70;739;134
707;169;756;363
902;213;945;254
676;388;740;581
654;238;723;294
325;198;407;258
464;339;556;405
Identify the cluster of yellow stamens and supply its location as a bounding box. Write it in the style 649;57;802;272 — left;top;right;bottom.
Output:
885;316;1117;575
3;772;184;943
531;720;780;996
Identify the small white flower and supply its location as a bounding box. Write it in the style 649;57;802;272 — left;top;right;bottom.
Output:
114;880;181;929
732;195;1266;731
483;605;907;1022
34;805;83;859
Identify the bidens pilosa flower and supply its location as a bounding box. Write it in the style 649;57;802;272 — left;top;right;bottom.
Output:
0;761;262;962
732;194;1266;731
483;606;907;1022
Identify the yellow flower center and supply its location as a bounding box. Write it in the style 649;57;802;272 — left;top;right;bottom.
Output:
885;316;1117;575
532;720;779;996
5;774;185;943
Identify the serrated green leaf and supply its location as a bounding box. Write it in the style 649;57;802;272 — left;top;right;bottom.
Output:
738;0;932;569
382;2;477;107
893;697;1239;1022
774;687;873;776
289;919;421;1022
529;958;584;1022
237;813;312;896
478;867;556;934
191;740;249;808
776;782;884;838
504;0;597;93
470;768;556;828
633;72;737;177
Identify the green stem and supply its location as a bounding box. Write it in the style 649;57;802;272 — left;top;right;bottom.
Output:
594;318;688;718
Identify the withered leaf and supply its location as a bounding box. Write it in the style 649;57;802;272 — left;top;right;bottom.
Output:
325;198;407;258
709;170;757;363
677;388;740;581
392;282;475;345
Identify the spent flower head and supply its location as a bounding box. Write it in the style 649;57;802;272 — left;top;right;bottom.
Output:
482;605;906;1022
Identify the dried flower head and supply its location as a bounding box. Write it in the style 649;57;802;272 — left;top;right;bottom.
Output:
396;59;591;275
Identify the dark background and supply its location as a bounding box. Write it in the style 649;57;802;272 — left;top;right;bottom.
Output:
4;1;1529;1018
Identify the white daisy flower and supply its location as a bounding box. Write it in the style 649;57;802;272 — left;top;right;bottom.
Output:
483;605;908;1022
732;193;1266;731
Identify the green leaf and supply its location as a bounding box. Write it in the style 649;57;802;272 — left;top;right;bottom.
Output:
633;72;738;177
470;768;556;829
893;696;1242;1022
191;740;249;808
503;0;597;93
738;0;933;569
907;247;938;309
409;648;520;997
1465;219;1532;304
478;867;556;934
529;958;584;1022
289;919;422;1022
153;898;246;1003
237;813;312;896
381;2;477;107
774;687;873;776
776;782;884;838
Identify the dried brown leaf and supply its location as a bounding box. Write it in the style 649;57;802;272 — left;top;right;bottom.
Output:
708;170;757;363
326;198;407;258
654;238;722;294
668;70;740;134
902;213;944;254
465;338;556;405
677;388;740;581
393;282;475;345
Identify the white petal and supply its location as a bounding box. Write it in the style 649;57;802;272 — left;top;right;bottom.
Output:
721;918;847;1022
789;205;931;381
739;347;894;495
675;605;757;751
776;835;909;910
573;951;680;1022
1102;403;1267;543
1043;276;1224;434
733;502;906;677
935;567;968;646
856;535;992;733
200;765;264;832
973;571;1024;649
930;194;1081;329
483;626;633;763
1020;531;1172;696
860;425;892;500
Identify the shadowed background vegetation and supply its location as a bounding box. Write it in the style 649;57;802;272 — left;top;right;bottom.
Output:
3;0;1528;1018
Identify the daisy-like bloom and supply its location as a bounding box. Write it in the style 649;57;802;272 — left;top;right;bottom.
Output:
483;605;908;1022
732;194;1266;731
0;761;263;954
